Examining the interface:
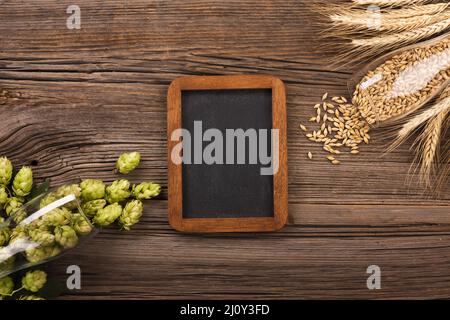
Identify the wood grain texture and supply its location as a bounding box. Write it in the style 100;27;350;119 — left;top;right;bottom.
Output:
0;0;449;299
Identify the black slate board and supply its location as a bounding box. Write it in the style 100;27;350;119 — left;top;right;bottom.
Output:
181;89;274;219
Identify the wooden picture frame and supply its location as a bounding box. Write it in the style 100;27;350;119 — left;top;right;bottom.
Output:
167;75;288;232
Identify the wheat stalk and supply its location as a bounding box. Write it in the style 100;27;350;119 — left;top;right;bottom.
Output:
352;18;450;49
313;2;450;66
329;9;450;34
352;0;430;7
377;3;450;19
389;92;450;151
434;122;449;192
413;106;449;188
328;3;450;20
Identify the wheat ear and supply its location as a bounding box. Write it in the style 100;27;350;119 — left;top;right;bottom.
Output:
329;9;450;34
352;0;430;7
413;106;449;188
353;18;450;48
389;93;450;151
434;122;449;193
345;18;450;61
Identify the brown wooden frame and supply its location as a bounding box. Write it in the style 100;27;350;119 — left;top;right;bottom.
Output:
167;75;288;232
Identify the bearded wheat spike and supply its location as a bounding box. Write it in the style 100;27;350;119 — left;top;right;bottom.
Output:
352;18;450;50
329;10;450;34
379;3;450;19
414;107;448;188
352;0;430;7
389;85;450;151
391;95;450;150
328;3;449;20
434;122;449;192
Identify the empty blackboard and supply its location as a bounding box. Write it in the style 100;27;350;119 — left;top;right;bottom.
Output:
167;75;288;232
182;89;274;219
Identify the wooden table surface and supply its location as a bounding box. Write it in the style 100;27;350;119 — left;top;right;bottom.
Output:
1;0;449;300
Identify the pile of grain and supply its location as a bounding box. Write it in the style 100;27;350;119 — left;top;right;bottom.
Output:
300;93;371;164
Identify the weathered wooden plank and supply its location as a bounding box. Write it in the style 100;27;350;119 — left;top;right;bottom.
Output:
0;0;448;299
46;201;450;299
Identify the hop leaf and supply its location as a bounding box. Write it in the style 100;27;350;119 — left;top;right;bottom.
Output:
0;276;14;297
0;227;11;247
25;245;61;263
5;197;23;217
80;179;105;202
12;166;33;197
132;182;161;200
0;186;8;209
93;203;122;226
29;229;55;246
105;180;130;204
19;295;45;300
119;200;143;231
54;225;78;249
81;199;106;217
116;152;141;174
0;157;13;186
71;213;93;236
22;270;47;292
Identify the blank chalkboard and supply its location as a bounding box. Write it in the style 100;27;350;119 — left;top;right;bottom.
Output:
167;75;288;233
182;89;274;219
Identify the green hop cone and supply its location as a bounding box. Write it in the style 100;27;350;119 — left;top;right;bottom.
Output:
0;186;8;209
105;180;130;204
5;197;23;217
0;157;13;186
55;184;81;210
22;270;47;293
80;179;105;202
19;295;45;300
39;192;57;209
56;184;81;199
29;229;55;246
9;226;28;244
25;245;61;263
12;166;33;197
93;203;122;226
0;227;11;247
71;213;93;236
81;199;106;217
116;151;141;174
119;200;143;231
43;207;72;227
0;249;15;272
54;225;78;249
132;182;161;200
0;276;14;297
